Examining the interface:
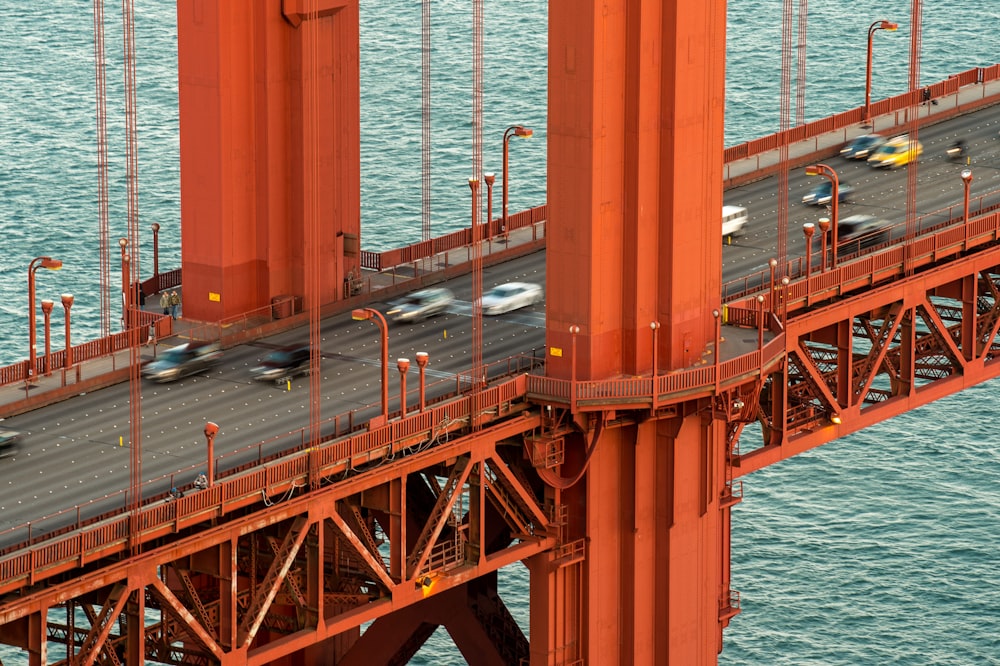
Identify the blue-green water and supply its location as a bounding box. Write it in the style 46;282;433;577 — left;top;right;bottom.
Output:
1;1;998;663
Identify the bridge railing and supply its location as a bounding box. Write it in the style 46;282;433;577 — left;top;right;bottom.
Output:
723;64;1000;164
6;195;1000;589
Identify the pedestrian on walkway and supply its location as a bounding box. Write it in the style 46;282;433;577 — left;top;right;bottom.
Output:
169;291;181;319
159;291;170;315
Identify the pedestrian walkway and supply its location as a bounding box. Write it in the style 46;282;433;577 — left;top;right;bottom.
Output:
0;222;547;420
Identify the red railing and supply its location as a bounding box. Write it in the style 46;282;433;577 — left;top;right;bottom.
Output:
722;64;1000;164
3;199;1000;591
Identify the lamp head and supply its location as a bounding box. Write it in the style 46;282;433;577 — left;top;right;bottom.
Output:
61;293;74;308
151;222;160;232
204;421;220;438
804;164;823;177
880;20;898;31
514;126;533;138
415;351;429;368
118;237;128;249
397;358;411;373
803;222;816;238
961;168;973;184
40;257;62;271
351;308;373;321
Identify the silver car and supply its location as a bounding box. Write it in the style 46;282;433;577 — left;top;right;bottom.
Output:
481;282;543;315
141;342;223;383
387;288;455;323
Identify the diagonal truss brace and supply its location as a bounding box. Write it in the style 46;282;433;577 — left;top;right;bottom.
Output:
150;575;226;661
329;509;397;591
239;515;310;650
407;457;472;579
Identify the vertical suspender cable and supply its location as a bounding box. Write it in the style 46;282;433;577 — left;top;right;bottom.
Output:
470;0;484;428
776;0;794;277
422;0;432;241
92;0;111;338
904;0;923;277
795;0;807;126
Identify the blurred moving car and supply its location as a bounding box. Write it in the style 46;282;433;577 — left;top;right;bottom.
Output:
840;134;886;160
868;135;923;168
141;341;223;383
722;205;748;240
250;344;312;383
0;427;21;458
481;282;544;315
387;287;455;323
837;214;892;251
802;181;854;206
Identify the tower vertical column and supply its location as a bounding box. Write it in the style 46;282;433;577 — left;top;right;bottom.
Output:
177;2;360;322
541;0;729;662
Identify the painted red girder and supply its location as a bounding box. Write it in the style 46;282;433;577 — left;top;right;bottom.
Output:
0;407;557;664
738;239;1000;475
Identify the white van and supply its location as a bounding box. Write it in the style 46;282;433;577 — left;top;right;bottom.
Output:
722;205;748;240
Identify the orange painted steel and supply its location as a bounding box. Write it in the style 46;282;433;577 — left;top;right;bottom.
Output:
6;1;1000;664
176;1;361;322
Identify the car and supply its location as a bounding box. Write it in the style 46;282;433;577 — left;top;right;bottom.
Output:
840;134;886;160
836;214;892;251
722;205;748;239
868;134;923;168
480;282;543;315
141;341;223;383
250;344;312;383
0;427;21;458
387;287;455;323
802;180;854;206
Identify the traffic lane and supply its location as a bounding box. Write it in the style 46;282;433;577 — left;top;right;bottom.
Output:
0;258;550;532
723;143;1000;283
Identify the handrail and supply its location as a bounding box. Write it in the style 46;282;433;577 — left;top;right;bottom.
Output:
2;197;999;591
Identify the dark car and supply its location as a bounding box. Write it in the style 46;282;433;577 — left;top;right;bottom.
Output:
141;341;223;383
837;214;892;252
250;345;312;383
0;428;21;458
802;181;854;206
840;134;886;160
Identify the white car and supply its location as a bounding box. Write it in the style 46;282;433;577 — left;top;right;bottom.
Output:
481;282;543;315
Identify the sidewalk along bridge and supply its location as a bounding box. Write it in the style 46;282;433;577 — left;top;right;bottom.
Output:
0;188;998;662
1;64;997;398
0;4;999;658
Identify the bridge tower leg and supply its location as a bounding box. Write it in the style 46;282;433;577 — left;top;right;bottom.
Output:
541;1;729;663
176;1;361;322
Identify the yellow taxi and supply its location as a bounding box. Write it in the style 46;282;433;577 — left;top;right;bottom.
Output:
867;135;923;168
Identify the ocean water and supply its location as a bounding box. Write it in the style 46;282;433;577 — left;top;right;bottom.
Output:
0;1;998;663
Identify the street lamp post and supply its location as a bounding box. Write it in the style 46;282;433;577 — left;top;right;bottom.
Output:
803;222;816;301
151;223;161;278
484;172;496;241
27;256;63;378
804;164;841;269
352;308;389;423
961;169;974;244
781;276;791;328
397;358;410;418
768;258;778;316
41;299;54;376
204;422;219;488
61;294;74;370
569;325;580;412
415;352;429;412
502;125;533;242
118;237;130;330
757;295;766;351
864;19;898;122
818;217;831;272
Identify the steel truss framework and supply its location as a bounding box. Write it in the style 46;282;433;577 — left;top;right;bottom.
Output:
1;409;564;665
737;243;1000;474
